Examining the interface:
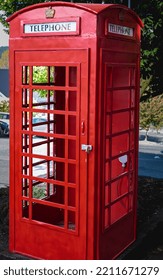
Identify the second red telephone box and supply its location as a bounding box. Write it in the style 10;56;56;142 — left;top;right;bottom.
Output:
8;2;143;259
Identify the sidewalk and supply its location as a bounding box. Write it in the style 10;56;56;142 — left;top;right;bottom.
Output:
139;129;163;143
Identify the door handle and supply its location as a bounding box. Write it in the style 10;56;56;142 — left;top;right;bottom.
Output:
81;144;93;154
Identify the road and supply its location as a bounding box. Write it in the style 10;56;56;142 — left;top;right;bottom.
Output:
139;141;163;178
0;137;163;187
0;137;9;186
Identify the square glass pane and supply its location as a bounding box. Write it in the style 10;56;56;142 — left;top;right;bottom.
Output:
22;200;29;218
68;211;75;230
55;66;66;86
110;196;128;225
68;140;76;159
32;181;46;199
68;187;76;207
32;66;49;84
68;116;76;136
112;67;130;87
111;176;128;202
68;164;76;184
46;184;65;205
112;111;130;134
112;90;130;111
32;203;64;227
111;133;129;157
68;91;77;111
55;115;65;134
56;162;65;182
55;90;65;110
69;67;77;87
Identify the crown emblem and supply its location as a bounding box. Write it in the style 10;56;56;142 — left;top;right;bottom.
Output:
45;7;55;18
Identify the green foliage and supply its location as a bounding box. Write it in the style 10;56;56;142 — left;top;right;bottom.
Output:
0;100;9;112
140;94;163;131
0;1;49;29
135;0;163;100
33;185;46;199
33;66;54;97
0;49;9;69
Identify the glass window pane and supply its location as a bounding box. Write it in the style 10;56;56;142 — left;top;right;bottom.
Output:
55;90;65;110
32;203;64;227
68;91;76;111
112;67;130;87
111;196;128;225
69;67;77;87
68;164;76;184
32;66;48;84
68;140;76;159
68;187;76;207
68;116;76;136
55;66;66;86
68;211;75;230
22;200;29;218
112;90;130;111
111;176;128;202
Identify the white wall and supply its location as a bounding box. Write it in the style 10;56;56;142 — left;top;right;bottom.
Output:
0;23;9;47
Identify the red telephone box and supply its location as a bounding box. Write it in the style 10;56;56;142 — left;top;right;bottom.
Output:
7;2;143;259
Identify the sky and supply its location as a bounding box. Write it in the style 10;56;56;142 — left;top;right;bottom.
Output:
0;22;9;46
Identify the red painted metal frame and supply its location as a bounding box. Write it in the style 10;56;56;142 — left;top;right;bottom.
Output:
7;2;143;260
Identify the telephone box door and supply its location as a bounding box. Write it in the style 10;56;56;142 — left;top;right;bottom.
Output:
99;49;139;259
12;50;89;259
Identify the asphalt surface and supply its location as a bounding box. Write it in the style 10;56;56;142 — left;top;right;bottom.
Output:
0;136;9;187
139;141;163;178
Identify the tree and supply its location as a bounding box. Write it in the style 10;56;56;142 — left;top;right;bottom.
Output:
136;0;163;101
0;1;48;29
140;94;163;139
0;100;9;112
0;49;9;69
